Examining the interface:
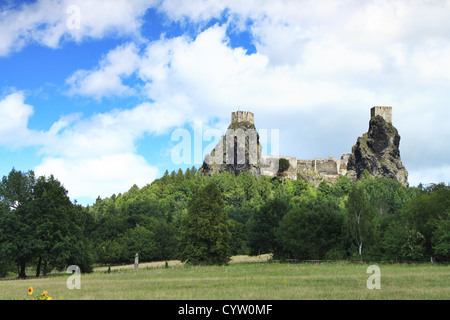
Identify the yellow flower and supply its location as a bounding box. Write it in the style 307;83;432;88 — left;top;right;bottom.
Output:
28;287;33;295
46;297;52;300
42;290;48;296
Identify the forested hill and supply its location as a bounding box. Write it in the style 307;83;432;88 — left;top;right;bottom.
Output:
87;167;449;265
1;167;449;278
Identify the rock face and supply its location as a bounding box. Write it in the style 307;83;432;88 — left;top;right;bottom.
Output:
201;111;262;177
346;115;409;187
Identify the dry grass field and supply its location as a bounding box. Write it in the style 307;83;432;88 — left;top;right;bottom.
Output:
92;254;272;272
1;256;448;300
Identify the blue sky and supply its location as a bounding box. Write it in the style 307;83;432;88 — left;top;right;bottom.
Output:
1;0;449;205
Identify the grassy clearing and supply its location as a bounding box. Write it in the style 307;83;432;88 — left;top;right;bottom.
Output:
92;254;272;272
1;259;448;300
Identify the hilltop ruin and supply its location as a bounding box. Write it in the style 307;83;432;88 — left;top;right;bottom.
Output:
201;107;409;187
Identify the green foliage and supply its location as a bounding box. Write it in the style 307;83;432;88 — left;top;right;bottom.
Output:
432;217;450;261
98;239;125;265
122;225;156;262
279;197;345;260
360;169;372;180
397;183;450;261
345;183;377;261
0;168;35;209
179;183;231;265
383;220;407;261
247;196;291;257
278;158;290;173
1;164;448;271
333;176;352;197
79;174;450;263
0;169;93;278
228;219;248;255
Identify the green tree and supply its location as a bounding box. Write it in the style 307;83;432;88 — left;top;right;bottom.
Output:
279;197;345;260
152;219;178;260
247;196;291;257
0;168;35;209
179;183;231;265
0;169;36;278
278;158;290;174
432;217;450;261
29;175;93;275
98;239;126;265
406;183;449;258
0;205;16;277
228;219;248;255
383;218;427;262
0;169;93;277
332;176;352;197
383;220;407;262
346;184;377;261
122;225;156;262
382;183;450;263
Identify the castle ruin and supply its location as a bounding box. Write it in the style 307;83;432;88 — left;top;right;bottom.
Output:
202;106;408;187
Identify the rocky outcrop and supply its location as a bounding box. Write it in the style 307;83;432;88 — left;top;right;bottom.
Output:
201;116;262;177
346;115;409;187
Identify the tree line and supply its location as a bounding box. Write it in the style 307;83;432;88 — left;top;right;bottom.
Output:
1;166;449;278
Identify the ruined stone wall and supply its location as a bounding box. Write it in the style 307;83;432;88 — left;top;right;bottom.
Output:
315;158;339;175
295;156;349;184
297;159;314;175
260;155;298;180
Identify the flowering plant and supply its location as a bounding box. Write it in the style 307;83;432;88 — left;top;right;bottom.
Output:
27;287;52;300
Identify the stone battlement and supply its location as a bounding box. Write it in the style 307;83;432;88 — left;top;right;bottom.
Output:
371;106;392;123
231;111;254;124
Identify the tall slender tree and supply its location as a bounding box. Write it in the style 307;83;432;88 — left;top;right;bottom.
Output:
0;169;35;278
346;184;376;261
179;183;231;265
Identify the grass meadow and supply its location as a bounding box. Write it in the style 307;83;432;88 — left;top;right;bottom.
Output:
1;256;448;300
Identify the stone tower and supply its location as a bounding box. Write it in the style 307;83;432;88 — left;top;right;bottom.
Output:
346;106;408;187
231;111;254;124
371;106;393;124
201;110;261;177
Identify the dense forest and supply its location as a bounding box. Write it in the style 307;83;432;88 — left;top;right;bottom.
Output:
1;166;449;278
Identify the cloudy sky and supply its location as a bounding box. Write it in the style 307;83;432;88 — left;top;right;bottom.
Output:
0;0;449;204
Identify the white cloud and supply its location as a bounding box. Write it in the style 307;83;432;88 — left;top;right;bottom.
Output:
35;153;159;200
0;90;188;202
73;24;378;117
408;165;450;187
0;0;157;56
0;92;33;138
36;101;186;200
66;0;450;186
3;0;450;198
40;100;187;159
157;0;225;23
0;91;45;147
68;1;450;110
66;43;142;99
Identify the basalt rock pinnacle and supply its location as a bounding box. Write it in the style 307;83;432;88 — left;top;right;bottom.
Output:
201;111;262;177
346;114;409;187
